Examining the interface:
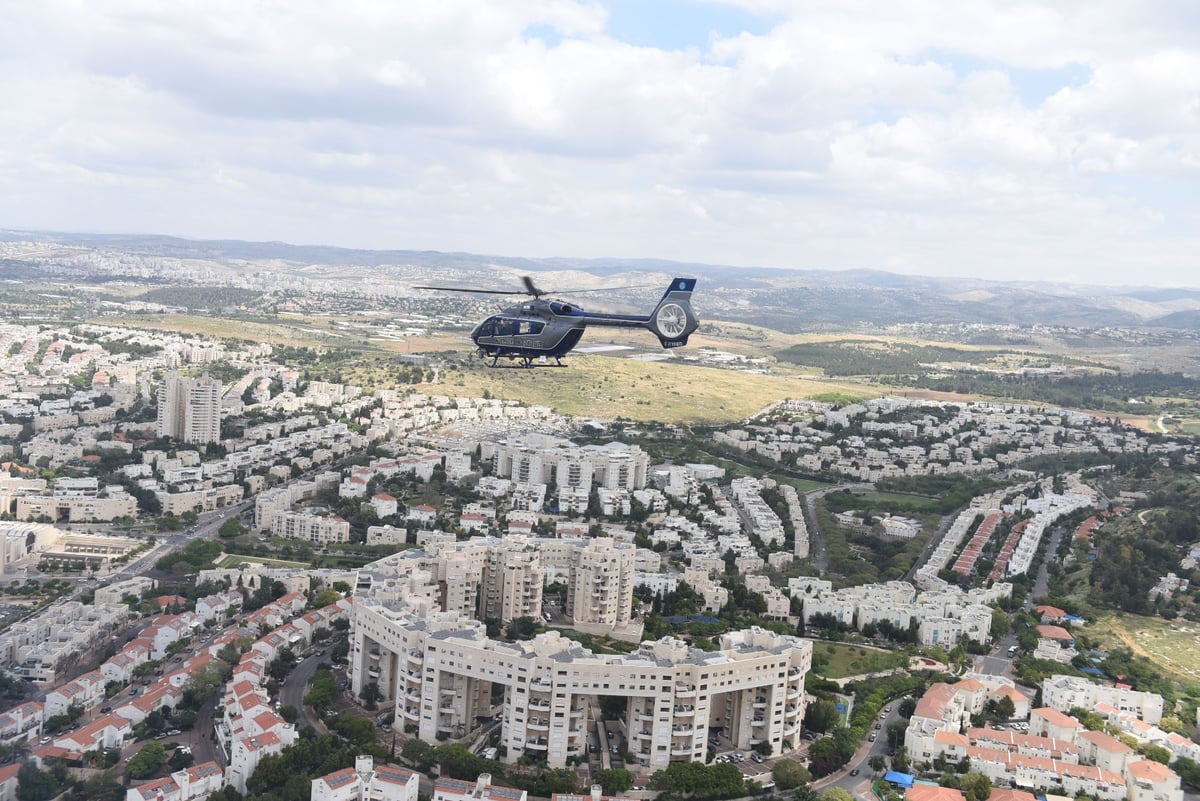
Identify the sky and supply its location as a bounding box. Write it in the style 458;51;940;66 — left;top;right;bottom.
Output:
1;1;1199;287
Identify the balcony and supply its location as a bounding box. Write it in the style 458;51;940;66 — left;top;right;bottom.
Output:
675;685;697;698
367;667;381;678
673;706;695;716
525;739;548;751
528;719;549;731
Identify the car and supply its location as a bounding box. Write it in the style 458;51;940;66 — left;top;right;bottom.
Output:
39;736;51;745
868;733;877;742
879;712;887;719
588;744;597;753
607;730;614;738
751;753;764;763
167;729;181;736
155;733;166;740
101;706;112;713
874;723;881;730
884;706;891;713
850;768;860;776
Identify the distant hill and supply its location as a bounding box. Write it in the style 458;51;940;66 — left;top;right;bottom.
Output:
2;228;1199;332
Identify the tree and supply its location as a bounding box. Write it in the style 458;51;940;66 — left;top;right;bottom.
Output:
804;698;838;734
401;738;437;773
594;769;633;794
868;755;886;775
995;695;1016;720
126;742;167;779
16;762;61;801
1173;756;1200;789
1143;744;1172;764
310;589;341;608
770;758;813;790
821;789;853;801
168;747;195;771
218;518;247;538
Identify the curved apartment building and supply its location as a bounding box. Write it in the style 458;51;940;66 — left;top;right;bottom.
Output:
350;599;810;771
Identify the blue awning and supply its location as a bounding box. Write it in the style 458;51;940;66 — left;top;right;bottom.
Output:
884;771;914;788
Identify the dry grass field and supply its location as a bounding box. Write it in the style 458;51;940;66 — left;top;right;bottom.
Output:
433;353;873;424
1086;613;1200;682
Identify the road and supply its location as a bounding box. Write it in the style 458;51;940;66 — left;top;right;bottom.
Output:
281;648;326;732
814;704;904;796
802;484;870;572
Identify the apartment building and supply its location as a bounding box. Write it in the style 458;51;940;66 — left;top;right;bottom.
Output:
310;756;419;801
351;597;810;772
566;538;635;634
1041;674;1164;725
271;509;351;545
156;373;222;444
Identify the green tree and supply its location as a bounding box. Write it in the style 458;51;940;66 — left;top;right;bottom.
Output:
594;769;633;794
1173;756;1200;788
803;698;838;733
770;758;812;790
126;742;167;779
168;747;195;771
821;789;853;801
401;738;437;773
17;762;61;801
1143;744;1172;764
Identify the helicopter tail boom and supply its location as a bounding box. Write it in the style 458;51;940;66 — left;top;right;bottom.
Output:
577;277;699;348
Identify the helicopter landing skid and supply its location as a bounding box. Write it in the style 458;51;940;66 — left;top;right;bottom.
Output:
484;360;568;369
476;350;566;368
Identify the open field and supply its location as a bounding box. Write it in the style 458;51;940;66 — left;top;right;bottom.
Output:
811;641;910;679
1086;613;1200;682
106;314;351;349
431;354;874;424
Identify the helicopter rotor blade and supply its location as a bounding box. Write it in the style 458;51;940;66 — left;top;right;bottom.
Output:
521;276;546;297
413;285;529;296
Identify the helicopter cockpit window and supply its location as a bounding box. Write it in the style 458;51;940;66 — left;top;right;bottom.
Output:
478;319;495;337
516;320;544;335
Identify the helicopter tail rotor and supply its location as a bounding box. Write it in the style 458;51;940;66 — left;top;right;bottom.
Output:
648;278;699;348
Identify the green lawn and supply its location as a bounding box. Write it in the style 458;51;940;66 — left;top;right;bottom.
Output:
811;642;909;679
216;554;309;569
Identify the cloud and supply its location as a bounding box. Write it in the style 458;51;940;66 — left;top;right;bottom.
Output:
0;1;1198;286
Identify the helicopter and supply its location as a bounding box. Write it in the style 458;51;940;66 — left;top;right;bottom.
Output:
415;276;699;367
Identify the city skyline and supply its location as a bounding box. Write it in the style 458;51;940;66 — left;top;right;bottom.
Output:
1;2;1199;287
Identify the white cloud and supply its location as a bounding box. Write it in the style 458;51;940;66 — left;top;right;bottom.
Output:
0;1;1198;285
